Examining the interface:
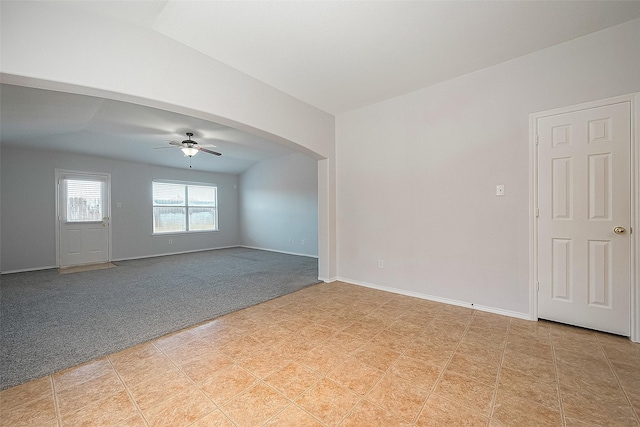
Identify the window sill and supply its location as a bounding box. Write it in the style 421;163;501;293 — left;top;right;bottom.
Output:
152;230;219;237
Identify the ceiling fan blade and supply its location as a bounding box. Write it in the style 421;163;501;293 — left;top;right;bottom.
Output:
168;141;183;147
198;147;222;156
153;146;174;150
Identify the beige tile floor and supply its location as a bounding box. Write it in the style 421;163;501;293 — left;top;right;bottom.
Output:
2;281;639;426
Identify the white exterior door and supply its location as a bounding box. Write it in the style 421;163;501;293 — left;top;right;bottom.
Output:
537;102;631;335
57;171;111;268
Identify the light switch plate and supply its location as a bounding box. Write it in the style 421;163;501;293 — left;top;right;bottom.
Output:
496;185;505;196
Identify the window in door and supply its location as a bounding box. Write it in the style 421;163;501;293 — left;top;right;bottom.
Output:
64;179;104;222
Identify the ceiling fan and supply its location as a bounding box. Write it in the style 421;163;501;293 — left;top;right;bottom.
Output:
168;132;222;158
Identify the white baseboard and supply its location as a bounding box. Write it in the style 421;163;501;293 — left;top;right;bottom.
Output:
1;265;58;275
337;277;532;321
1;246;316;275
239;245;318;259
318;276;338;283
111;245;241;262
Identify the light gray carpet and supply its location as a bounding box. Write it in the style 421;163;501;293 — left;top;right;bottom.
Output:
0;247;319;390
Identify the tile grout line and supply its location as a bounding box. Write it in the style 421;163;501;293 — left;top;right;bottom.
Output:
405;307;450;424
259;386;326;427
360;302;447;425
331;345;393;423
286;297;422;425
288;299;379;426
593;333;640;426
48;360;123;425
106;355;150;427
548;327;568;427
151;339;238;426
50;375;63;427
286;377;329;427
298;310;371;426
320;335;365;425
281;291;394;425
410;308;476;425
486;317;511;426
261;309;362;427
257;316;330;426
223;313;330;426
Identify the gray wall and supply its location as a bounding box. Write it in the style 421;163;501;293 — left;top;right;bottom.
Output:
240;153;318;257
1;146;240;272
335;19;640;316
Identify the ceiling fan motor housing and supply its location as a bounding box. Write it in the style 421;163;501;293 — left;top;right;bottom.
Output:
183;132;196;145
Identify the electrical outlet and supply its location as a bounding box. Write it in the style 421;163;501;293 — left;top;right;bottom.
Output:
168;239;173;245
378;259;384;268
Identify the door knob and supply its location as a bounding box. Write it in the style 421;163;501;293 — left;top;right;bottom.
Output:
614;226;626;234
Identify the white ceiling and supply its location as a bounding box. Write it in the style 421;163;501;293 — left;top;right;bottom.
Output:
2;1;639;173
67;0;640;115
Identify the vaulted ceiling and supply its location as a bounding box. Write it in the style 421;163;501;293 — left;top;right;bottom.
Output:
0;84;299;174
2;1;639;173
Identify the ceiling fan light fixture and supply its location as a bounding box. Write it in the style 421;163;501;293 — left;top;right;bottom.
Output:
181;146;199;157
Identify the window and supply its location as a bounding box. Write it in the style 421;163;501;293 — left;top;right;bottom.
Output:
152;181;217;234
62;176;105;222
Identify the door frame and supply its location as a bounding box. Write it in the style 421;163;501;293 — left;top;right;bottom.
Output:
529;93;640;343
55;169;112;267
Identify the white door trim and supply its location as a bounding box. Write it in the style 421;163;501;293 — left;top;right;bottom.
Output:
55;169;112;267
529;93;639;342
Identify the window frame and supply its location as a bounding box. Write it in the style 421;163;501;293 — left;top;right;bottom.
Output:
152;180;218;235
61;175;107;223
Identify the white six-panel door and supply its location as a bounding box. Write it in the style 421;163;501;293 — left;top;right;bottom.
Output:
537;101;631;336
